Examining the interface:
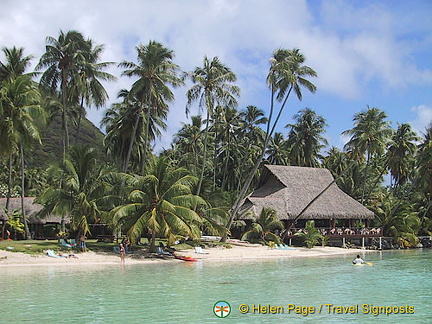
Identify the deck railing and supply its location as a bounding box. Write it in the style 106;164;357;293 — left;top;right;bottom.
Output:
284;227;383;238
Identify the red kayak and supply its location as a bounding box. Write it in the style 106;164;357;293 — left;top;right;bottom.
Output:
174;255;198;262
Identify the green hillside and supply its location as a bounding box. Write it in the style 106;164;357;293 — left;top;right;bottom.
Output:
27;115;105;168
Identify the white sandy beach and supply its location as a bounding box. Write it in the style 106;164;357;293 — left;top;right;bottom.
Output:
0;243;374;267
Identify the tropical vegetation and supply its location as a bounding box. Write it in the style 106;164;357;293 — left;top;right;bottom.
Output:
0;30;431;249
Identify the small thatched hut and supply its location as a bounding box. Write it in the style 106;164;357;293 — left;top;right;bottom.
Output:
239;165;374;228
0;197;67;239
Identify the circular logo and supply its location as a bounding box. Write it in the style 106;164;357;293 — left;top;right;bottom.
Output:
213;301;231;318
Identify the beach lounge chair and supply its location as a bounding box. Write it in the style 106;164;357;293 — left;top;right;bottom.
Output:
157;246;171;255
195;246;209;254
59;239;73;248
46;249;66;258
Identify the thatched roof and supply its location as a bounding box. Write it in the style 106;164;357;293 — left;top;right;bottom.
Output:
0;197;67;224
239;165;374;220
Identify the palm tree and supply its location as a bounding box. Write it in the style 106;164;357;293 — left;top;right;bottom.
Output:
266;133;289;165
119;41;183;173
236;105;267;189
0;46;36;82
0;76;44;239
417;123;432;201
387;123;419;189
226;48;317;240
186;56;240;195
172;115;205;174
285;108;328;167
0;46;37;216
37;146;114;235
110;156;205;252
70;39;116;142
342;107;393;203
294;220;323;248
241;208;283;245
36;29;89;159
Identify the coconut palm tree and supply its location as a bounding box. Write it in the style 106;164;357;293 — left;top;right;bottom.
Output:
266;133;289;165
342;107;393;203
70;39;116;142
417;123;432;201
0;46;37;216
102;89;166;173
0;76;44;238
37;146;114;235
172;115;205;174
110;156;206;252
241;207;283;245
285;108;328;167
0;46;37;82
36;30;89;159
226;48;317;240
119;41;183;173
186;56;240;195
387;123;419;189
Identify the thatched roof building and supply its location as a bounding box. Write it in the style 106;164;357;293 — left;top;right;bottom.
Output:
239;165;374;221
0;197;66;224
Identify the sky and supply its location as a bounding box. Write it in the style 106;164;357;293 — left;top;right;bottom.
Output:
1;0;431;152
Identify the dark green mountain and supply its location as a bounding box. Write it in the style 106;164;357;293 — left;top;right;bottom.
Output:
27;115;105;168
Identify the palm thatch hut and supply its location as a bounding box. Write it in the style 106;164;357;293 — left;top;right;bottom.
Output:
239;165;374;229
0;197;67;239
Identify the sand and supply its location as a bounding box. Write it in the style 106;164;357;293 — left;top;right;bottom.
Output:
0;241;374;267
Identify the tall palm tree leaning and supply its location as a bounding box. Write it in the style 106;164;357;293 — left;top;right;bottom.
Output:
36;29;89;160
223;48;317;242
119;40;183;174
342;106;393;204
110;156;206;252
186;56;240;196
0;46;36;215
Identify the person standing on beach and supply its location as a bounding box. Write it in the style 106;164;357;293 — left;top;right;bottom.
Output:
79;235;87;253
120;243;125;263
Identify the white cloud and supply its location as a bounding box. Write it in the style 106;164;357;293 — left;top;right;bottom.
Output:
410;105;432;135
1;0;431;150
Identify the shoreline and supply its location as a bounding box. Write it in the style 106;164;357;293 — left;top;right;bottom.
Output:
0;245;376;267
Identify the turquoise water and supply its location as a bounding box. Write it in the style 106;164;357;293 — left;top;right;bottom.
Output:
2;249;431;323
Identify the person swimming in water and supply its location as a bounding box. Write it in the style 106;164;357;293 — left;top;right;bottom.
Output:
352;254;365;264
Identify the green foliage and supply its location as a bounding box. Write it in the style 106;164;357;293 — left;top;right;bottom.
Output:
111;155;206;252
241;208;283;245
294;220;323;249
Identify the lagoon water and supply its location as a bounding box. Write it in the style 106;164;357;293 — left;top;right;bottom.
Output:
2;249;431;323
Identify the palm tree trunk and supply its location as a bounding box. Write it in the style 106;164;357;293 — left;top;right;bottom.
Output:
6;152;13;214
61;69;70;160
196;109;210;196
20;142;31;239
222;85;293;242
124;110;141;173
149;229;157;253
221;132;232;191
75;96;85;144
361;153;370;204
141;109;151;175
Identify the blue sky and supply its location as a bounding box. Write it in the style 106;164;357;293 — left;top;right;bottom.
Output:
1;0;431;151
